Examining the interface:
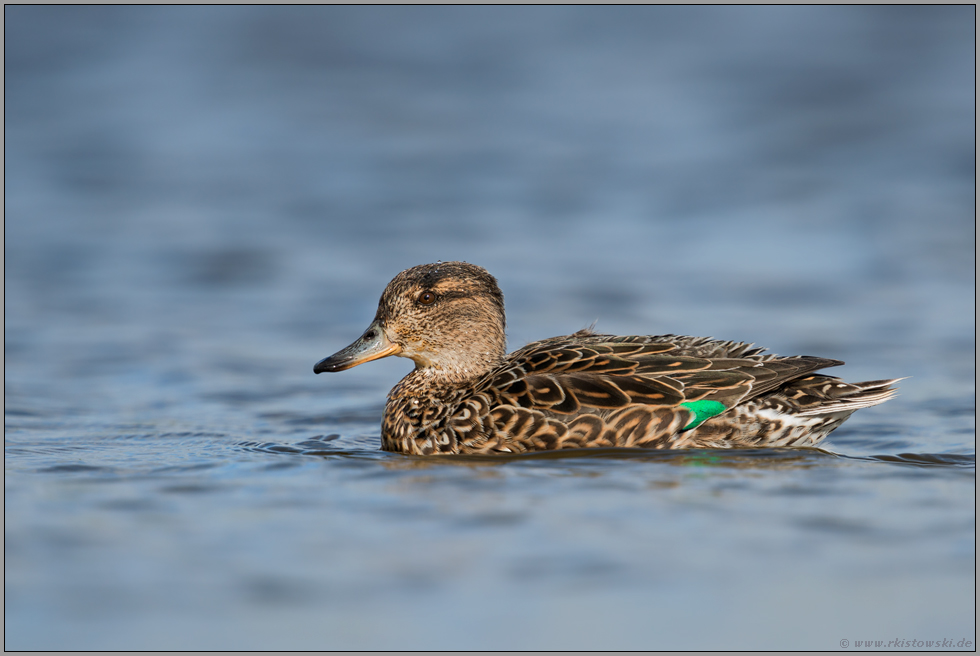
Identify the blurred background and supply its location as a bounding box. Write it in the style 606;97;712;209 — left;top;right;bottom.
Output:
5;6;975;650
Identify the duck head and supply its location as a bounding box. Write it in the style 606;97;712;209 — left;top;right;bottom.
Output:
314;262;507;381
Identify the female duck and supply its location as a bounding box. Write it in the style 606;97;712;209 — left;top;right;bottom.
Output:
314;262;898;455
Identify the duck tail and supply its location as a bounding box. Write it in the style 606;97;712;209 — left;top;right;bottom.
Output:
792;377;905;417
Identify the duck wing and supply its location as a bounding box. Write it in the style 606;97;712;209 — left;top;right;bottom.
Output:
483;331;841;415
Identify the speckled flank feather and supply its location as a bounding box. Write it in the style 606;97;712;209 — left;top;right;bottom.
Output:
315;262;900;455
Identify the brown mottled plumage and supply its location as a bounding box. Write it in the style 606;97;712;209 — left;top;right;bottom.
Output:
314;262;900;455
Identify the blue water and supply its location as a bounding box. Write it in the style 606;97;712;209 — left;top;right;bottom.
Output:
5;6;975;649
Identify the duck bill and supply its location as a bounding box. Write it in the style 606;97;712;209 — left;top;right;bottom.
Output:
314;322;402;373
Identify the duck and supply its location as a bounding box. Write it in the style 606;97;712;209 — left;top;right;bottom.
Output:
314;261;900;456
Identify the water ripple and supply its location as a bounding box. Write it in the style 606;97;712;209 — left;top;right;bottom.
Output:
238;439;976;472
852;452;975;469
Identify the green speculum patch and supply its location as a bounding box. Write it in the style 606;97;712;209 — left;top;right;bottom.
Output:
679;399;727;430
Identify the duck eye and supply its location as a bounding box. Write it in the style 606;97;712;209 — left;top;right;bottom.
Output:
418;291;437;306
